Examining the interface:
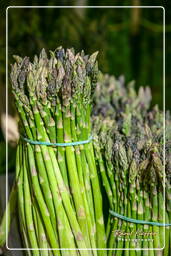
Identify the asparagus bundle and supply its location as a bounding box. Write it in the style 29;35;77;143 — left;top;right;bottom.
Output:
6;47;106;255
92;74;170;255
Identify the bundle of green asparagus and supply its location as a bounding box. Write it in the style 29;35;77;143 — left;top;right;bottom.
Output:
6;47;106;255
92;74;170;255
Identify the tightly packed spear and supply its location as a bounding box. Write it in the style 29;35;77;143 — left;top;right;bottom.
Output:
4;48;106;256
92;74;170;256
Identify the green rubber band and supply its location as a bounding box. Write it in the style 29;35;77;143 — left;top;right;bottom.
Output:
21;135;93;147
109;210;171;227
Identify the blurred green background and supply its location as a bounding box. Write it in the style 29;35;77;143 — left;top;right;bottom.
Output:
0;0;170;175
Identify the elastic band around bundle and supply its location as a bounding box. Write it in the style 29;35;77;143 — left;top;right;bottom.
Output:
21;135;93;147
109;210;171;227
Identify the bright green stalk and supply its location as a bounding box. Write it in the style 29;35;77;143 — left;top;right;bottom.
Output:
124;187;130;256
120;146;129;254
128;160;138;254
136;180;144;256
107;147;122;256
143;190;151;256
126;200;132;256
151;187;161;251
33;200;51;256
115;197;125;254
114;144;128;255
32;202;40;247
18;143;32;252
23;143;40;254
55;102;69;187
158;191;164;249
107;210;119;256
81;146;96;229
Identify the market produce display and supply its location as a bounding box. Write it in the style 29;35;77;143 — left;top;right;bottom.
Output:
93;74;171;255
0;48;170;256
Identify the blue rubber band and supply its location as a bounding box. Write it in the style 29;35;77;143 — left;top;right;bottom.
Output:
109;210;171;227
21;135;93;147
